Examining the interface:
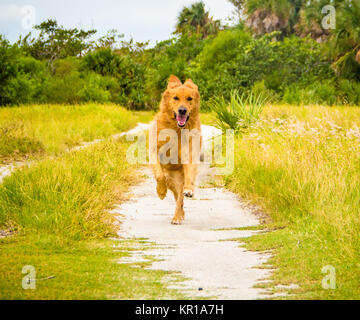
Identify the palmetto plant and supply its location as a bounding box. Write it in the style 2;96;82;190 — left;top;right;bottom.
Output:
175;1;221;38
330;1;360;77
210;90;269;132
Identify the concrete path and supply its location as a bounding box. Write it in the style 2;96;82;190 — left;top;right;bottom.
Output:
114;125;272;299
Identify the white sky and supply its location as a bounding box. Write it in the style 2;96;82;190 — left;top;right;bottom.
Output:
0;0;234;45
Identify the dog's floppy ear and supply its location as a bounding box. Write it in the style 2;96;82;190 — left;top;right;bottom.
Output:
167;75;182;89
184;79;198;90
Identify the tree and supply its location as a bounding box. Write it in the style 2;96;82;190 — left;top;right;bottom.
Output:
227;0;245;23
174;1;221;38
319;0;360;78
0;36;19;105
294;0;360;78
244;0;304;37
19;19;97;72
94;29;124;49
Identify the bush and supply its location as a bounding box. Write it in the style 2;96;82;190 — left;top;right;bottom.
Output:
282;80;356;106
0;37;48;105
82;48;147;109
54;57;81;76
42;72;85;104
338;79;360;105
145;34;207;107
78;73;111;103
188;29;334;107
252;80;279;103
209;89;268;131
188;29;251;105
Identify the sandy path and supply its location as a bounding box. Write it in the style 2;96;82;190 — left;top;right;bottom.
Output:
114;125;271;299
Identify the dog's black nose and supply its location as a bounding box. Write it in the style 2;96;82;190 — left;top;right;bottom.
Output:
178;107;187;115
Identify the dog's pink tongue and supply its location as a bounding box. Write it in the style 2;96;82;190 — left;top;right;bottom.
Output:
176;115;187;126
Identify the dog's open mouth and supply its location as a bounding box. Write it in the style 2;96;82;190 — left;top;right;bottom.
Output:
175;113;190;128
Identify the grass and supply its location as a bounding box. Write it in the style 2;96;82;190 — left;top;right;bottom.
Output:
0;103;138;163
0;105;187;299
0;235;183;299
0;137;185;299
5;101;359;299
0;138;138;237
222;104;360;299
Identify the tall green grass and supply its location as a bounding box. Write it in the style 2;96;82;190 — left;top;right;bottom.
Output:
0;104;137;162
0;137;184;299
224;105;360;299
0;139;137;239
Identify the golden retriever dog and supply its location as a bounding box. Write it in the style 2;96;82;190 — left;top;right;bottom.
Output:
149;75;201;225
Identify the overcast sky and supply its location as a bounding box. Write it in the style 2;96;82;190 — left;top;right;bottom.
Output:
0;0;234;45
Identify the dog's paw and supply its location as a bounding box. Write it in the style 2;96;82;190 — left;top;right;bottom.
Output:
157;183;167;200
171;217;183;225
183;189;194;198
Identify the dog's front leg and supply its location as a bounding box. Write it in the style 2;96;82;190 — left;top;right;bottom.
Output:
183;164;197;198
151;162;167;200
171;190;184;225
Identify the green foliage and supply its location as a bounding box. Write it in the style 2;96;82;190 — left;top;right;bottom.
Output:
82;48;122;76
328;1;360;79
1;8;360;109
282;79;360;106
175;1;221;38
338;79;360;105
245;0;303;34
283;81;338;106
0;36;20;105
251;80;279;102
0;37;48;105
210;90;268;131
244;0;360;78
188;28;251;105
42;72;84;104
77;74;111;103
19;19;96;71
146;34;207;106
82;48;147;109
189;29;332;107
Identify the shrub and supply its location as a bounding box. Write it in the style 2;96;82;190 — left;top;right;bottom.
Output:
338;79;360;105
188;29;251;105
252;80;279;103
82;48;147;109
146;34;207;107
189;29;333;107
77;73;111;103
209;90;268;132
54;57;81;76
283;81;339;106
82;48;122;76
42;72;84;104
0;37;47;105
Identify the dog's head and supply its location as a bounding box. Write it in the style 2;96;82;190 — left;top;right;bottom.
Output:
161;75;200;128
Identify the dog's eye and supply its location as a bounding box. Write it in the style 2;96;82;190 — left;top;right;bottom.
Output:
174;96;180;101
187;97;193;101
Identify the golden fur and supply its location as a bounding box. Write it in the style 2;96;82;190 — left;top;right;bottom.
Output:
150;75;202;224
